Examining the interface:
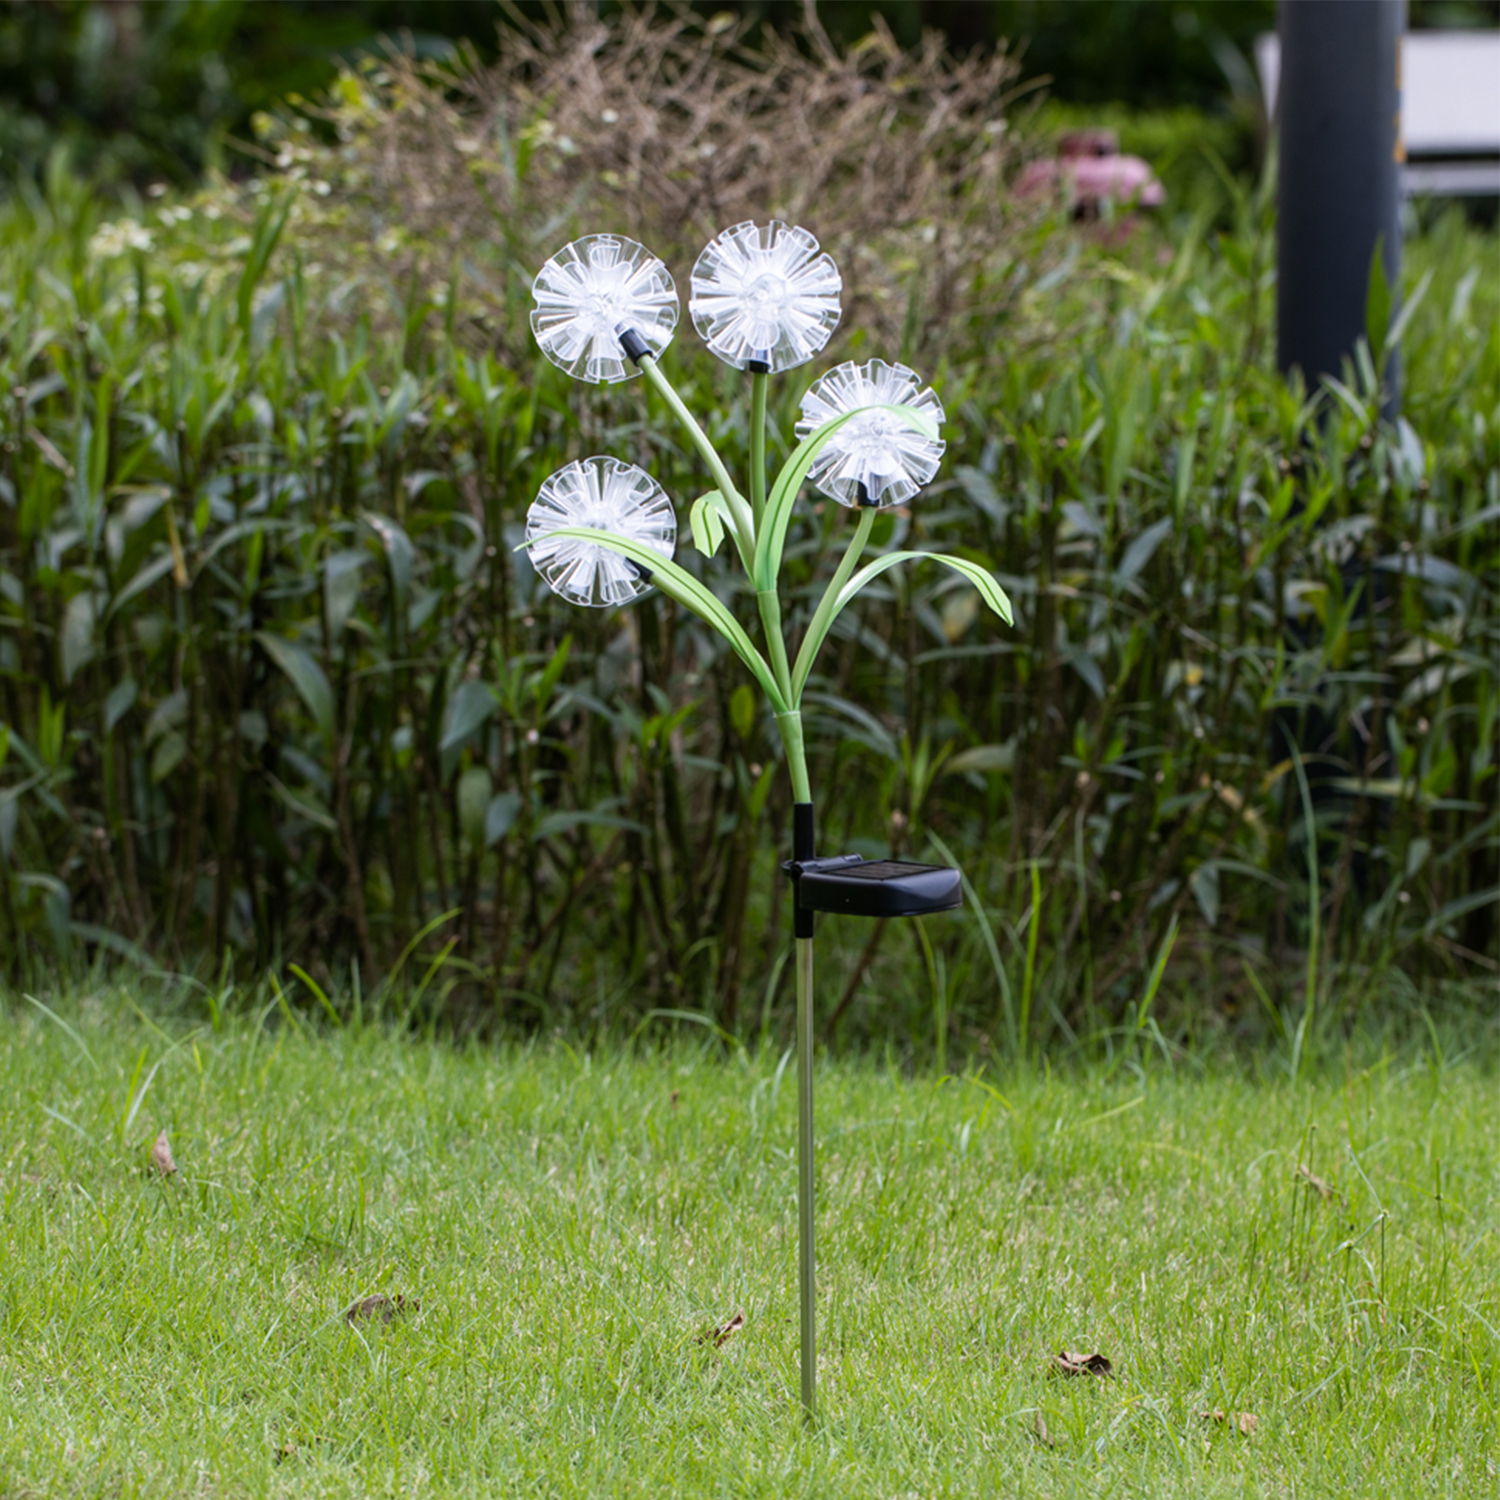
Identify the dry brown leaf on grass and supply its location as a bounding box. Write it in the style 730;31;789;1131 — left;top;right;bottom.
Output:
1296;1165;1336;1201
1052;1350;1112;1377
1200;1409;1259;1435
344;1294;418;1326
149;1130;177;1176
275;1437;327;1464
697;1311;745;1348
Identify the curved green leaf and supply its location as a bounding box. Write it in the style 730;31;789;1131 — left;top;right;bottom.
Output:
254;631;335;739
532;808;647;841
519;527;787;711
105;549;176;622
363;513;414;613
440;679;499;753
689;491;728;558
753;403;941;593
484;791;523;847
792;550;1012;702
324;548;366;640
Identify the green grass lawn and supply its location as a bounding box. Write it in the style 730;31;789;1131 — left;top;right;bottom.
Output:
0;991;1495;1498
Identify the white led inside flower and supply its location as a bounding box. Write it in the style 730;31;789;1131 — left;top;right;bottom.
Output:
530;235;679;385
795;359;946;508
689;221;842;373
526;457;677;608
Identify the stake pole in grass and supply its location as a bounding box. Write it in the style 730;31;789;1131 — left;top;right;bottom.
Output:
792;800;817;1420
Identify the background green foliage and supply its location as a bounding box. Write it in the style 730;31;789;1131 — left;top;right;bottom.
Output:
0;14;1495;1050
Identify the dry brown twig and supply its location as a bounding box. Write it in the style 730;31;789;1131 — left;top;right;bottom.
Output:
253;3;1046;363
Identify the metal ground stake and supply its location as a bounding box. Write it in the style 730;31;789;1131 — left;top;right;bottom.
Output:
791;801;818;1420
796;930;816;1419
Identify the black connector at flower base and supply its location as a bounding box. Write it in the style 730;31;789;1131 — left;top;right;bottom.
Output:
617;325;652;364
784;803;961;931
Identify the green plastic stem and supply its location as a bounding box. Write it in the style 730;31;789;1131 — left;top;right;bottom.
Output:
775;710;812;804
637;356;755;559
758;589;794;706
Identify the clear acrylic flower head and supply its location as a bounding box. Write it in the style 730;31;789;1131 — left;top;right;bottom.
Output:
795;359;946;508
689;221;842;373
525;457;677;608
530;235;679;385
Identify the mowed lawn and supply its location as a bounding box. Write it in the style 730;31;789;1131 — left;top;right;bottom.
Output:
0;993;1494;1498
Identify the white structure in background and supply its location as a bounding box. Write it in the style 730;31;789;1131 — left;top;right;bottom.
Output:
1257;29;1500;196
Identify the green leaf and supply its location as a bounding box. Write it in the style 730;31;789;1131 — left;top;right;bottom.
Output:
1117;517;1173;588
535;635;572;710
1190;861;1220;927
105;550;176;621
69;921;151;968
440;680;499;753
484;791;523;847
689;491;727;558
1384;266;1433;354
754;403;941;592
150;730;186;783
532;808;646;841
60;591;96;685
266;772;337;832
1364;235;1391;366
364;513;414;614
945;741;1015;775
143;688;187;744
254;631;335;739
746;760;775;821
237;191;292;333
792;550;1012;701
457;765;492;849
324;548;366;641
518;528;787;711
839;552;1010;622
1423;884;1500;936
729;683;756;740
103;677;137;733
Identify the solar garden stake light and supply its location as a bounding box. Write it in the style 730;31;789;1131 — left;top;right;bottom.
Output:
524;223;1013;1420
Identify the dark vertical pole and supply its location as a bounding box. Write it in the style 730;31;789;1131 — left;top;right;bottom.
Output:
1277;0;1405;410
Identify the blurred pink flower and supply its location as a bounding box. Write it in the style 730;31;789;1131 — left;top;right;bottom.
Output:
1015;130;1164;215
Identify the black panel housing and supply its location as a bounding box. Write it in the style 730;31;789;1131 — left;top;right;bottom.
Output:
790;855;962;919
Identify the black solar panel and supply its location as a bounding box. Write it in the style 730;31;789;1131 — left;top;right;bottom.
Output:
833;861;946;881
790;853;962;917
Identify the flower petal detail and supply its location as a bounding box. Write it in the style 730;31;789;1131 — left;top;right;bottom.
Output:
530;235;679;385
795;359;946;508
526;457;677;608
689;221;842;373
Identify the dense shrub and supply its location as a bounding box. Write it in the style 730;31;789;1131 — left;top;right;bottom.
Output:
0;14;1494;1049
